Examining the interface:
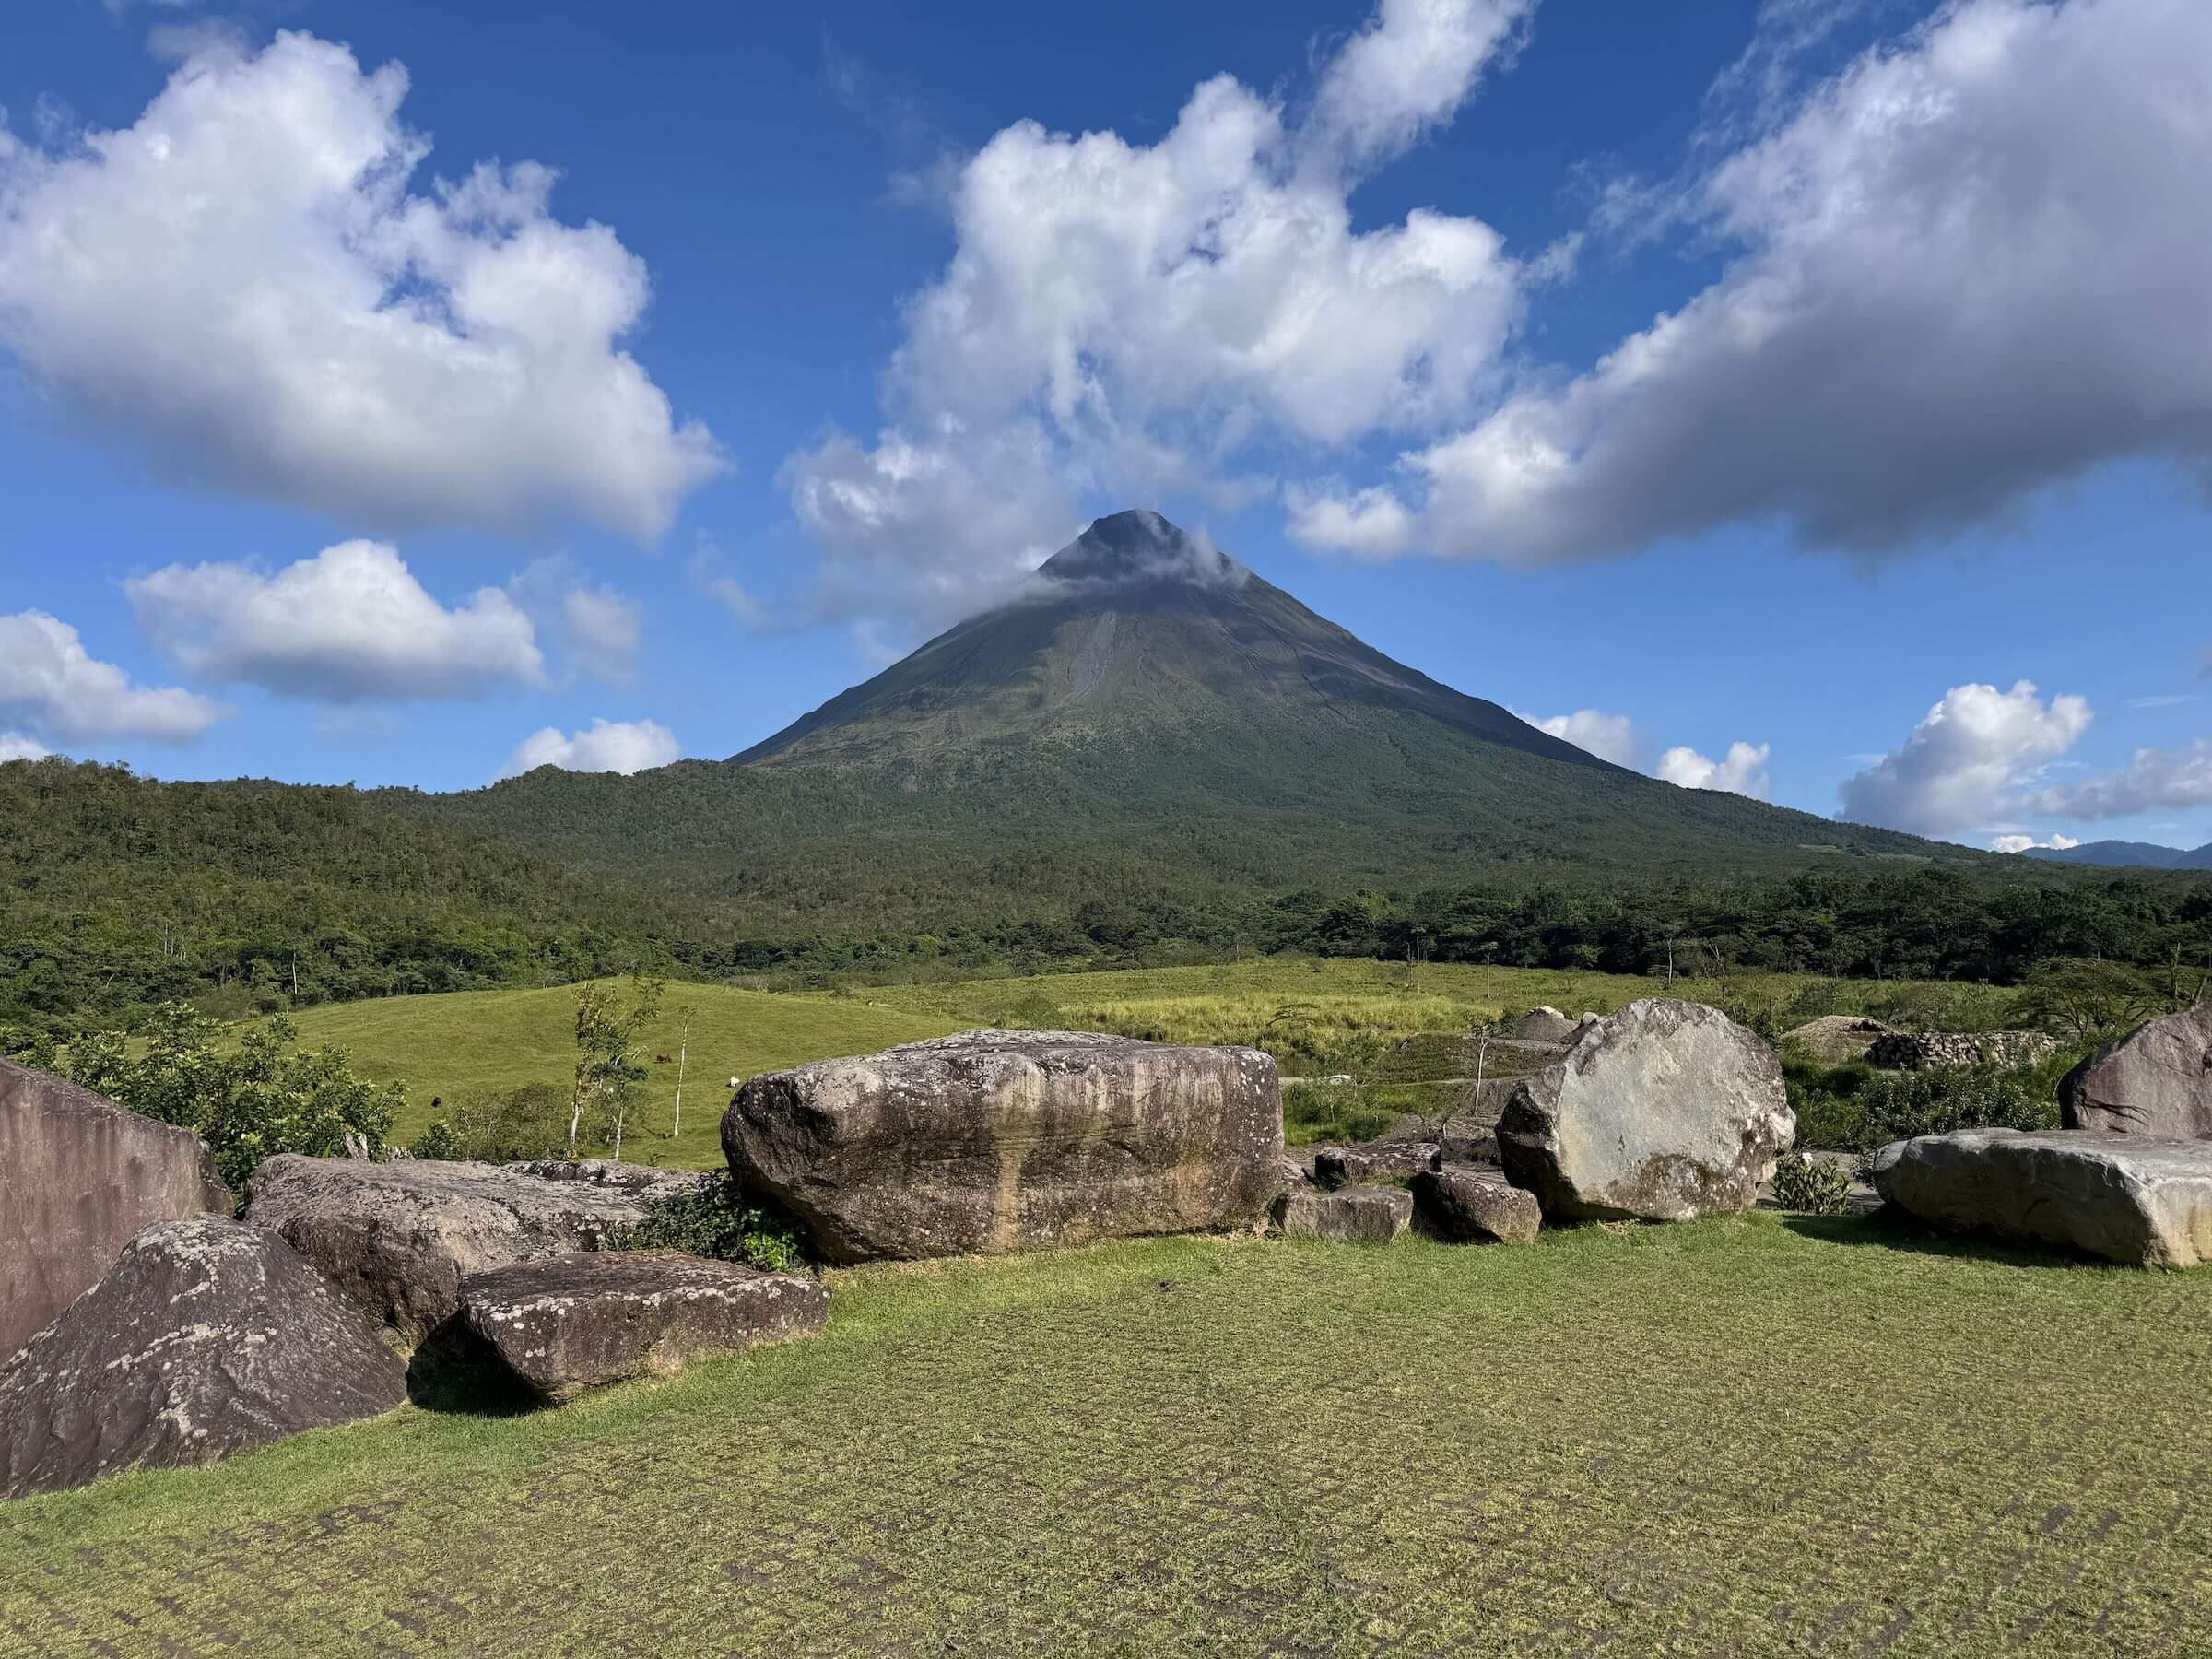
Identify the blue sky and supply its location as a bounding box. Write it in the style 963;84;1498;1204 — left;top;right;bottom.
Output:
1;0;2206;852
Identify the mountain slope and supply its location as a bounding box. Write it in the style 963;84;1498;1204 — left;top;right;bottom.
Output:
385;511;1985;925
2024;839;2212;870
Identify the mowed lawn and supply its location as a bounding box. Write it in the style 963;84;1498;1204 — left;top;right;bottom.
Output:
283;982;960;1166
5;1217;2206;1656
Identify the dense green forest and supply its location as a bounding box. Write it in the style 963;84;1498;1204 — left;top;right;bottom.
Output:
6;758;2208;1030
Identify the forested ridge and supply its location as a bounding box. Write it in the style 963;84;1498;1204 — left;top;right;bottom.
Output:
6;757;2208;1030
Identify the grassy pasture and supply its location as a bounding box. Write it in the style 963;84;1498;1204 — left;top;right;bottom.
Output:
283;982;959;1166
4;1216;2206;1655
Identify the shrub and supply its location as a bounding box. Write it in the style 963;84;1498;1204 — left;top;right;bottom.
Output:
1770;1153;1852;1215
609;1173;805;1273
446;1082;571;1162
1783;1058;1874;1150
49;1003;400;1189
408;1119;467;1161
1851;1065;2058;1151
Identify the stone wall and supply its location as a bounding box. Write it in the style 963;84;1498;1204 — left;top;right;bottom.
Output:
1866;1030;2057;1072
0;1060;232;1359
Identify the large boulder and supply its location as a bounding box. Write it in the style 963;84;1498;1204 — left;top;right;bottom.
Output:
1496;999;1793;1222
1508;1006;1578;1044
1781;1014;1898;1065
723;1030;1282;1264
1273;1184;1412;1242
2060;1006;2212;1139
454;1251;829;1405
1868;1129;2212;1267
0;1060;231;1361
242;1155;711;1350
0;1218;406;1499
1411;1169;1542;1245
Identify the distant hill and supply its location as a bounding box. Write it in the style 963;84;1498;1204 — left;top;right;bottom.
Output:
2023;839;2212;870
391;511;1978;927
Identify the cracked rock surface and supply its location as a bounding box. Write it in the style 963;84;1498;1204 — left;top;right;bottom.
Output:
0;1218;405;1500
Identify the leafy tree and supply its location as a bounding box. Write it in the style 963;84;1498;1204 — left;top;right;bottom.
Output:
31;1003;401;1188
570;973;665;1159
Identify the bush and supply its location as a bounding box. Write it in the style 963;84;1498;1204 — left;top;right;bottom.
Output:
446;1082;571;1163
44;1003;401;1189
408;1120;467;1160
1770;1153;1852;1215
1851;1065;2058;1151
609;1173;805;1273
1783;1058;1874;1150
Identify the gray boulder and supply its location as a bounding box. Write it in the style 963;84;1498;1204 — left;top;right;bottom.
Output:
1411;1169;1541;1245
242;1155;711;1350
2060;1006;2212;1139
1509;1006;1578;1044
454;1251;828;1406
1868;1129;2212;1267
723;1030;1282;1264
1497;999;1794;1222
0;1218;405;1499
1274;1184;1412;1242
1;1060;231;1361
1313;1140;1439;1189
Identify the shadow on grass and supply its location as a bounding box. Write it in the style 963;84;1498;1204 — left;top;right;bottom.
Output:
1777;1208;2105;1271
404;1322;541;1417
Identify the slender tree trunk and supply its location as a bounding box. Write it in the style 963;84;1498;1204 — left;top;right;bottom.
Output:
671;1015;690;1139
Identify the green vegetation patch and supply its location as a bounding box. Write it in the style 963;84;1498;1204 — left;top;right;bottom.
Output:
4;1219;2206;1655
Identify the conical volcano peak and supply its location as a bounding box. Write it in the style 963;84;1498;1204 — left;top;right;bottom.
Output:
1039;509;1249;590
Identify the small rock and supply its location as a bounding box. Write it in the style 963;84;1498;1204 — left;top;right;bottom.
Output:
1273;1184;1412;1242
0;1218;405;1499
1411;1169;1541;1244
1868;1128;2212;1267
1508;1006;1578;1043
2060;1006;2212;1139
1313;1141;1439;1189
454;1252;829;1405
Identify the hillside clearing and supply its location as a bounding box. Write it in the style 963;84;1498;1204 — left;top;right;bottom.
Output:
3;1217;2205;1655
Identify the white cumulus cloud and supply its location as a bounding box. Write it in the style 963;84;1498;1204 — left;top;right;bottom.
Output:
0;31;723;542
2031;739;2212;820
1839;681;2092;837
1993;833;2080;853
1289;0;2212;564
781;0;1535;631
497;718;678;781
1659;740;1772;799
0;733;52;762
126;541;545;702
1524;708;1640;767
0;610;224;743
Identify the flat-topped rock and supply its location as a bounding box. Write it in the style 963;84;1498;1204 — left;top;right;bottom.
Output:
1274;1184;1412;1242
0;1218;405;1499
1411;1169;1541;1244
1497;999;1793;1223
723;1030;1282;1264
1509;1007;1578;1044
242;1155;712;1350
1868;1129;2212;1267
455;1251;829;1405
1;1060;231;1361
2060;1006;2212;1140
1782;1015;1898;1064
1314;1141;1439;1189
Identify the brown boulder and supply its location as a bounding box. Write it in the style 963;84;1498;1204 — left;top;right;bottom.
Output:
0;1218;405;1499
241;1155;711;1351
0;1060;231;1361
1273;1184;1413;1242
2060;1006;2212;1139
1411;1169;1541;1244
1497;999;1794;1223
723;1030;1282;1264
455;1251;829;1405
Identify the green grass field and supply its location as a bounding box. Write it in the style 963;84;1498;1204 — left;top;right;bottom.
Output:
284;982;959;1166
273;957;2024;1165
5;1216;2206;1655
